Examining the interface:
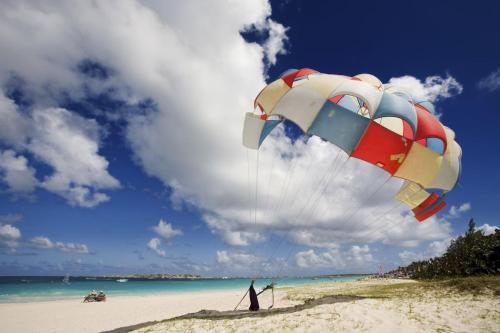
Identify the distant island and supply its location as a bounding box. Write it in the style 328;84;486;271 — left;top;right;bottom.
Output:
316;274;371;278
98;274;205;280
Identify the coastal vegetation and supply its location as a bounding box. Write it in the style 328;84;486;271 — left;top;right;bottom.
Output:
393;218;499;279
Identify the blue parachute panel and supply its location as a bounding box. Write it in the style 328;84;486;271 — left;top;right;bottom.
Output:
308;101;370;154
259;119;282;147
374;92;417;137
426;137;445;155
336;95;361;113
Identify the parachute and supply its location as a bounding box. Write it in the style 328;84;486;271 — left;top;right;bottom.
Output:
242;69;462;222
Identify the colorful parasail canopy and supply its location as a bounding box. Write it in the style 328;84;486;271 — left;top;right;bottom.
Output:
242;69;462;222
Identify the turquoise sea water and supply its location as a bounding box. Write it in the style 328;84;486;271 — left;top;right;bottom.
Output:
0;275;366;302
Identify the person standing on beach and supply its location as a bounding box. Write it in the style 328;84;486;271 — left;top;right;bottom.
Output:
248;280;259;311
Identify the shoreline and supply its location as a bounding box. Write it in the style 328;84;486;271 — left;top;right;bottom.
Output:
0;288;256;333
0;287;246;304
0;275;367;304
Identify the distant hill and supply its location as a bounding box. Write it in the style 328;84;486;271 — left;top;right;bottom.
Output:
390;218;499;279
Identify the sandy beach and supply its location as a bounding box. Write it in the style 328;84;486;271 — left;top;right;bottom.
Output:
1;278;498;333
0;288;253;333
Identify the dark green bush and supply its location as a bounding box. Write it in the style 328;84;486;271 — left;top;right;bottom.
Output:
395;219;499;279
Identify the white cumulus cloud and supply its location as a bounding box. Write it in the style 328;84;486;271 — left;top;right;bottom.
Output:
0;224;21;240
256;18;289;65
295;245;374;269
147;237;166;257
477;68;500;92
398;250;423;263
447;202;471;219
0;150;37;194
216;250;259;266
152;219;182;240
398;237;452;265
0;212;22;251
31;236;89;253
0;92;120;207
31;108;120;207
215;250;274;276
388;74;463;103
478;224;498;236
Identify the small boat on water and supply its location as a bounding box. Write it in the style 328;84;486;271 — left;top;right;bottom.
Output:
62;274;70;285
116;279;128;283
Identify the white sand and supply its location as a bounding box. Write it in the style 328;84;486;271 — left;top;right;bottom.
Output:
136;279;500;333
1;279;498;333
0;288;276;333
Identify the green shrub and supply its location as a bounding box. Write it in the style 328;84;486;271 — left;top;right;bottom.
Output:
395;219;499;279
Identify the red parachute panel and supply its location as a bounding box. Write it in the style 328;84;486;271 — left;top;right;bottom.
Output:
352;121;412;174
329;95;343;103
411;192;447;221
415;104;447;152
415;200;446;222
402;120;414;140
282;68;319;87
412;193;440;215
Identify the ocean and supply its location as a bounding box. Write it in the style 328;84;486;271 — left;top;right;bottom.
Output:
0;275;366;302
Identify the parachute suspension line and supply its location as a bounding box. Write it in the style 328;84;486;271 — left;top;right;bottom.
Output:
253;149;288;284
253;143;322;281
356;187;428;244
369;183;428;231
262;148;277;219
246;149;261;278
274;242;302;284
287;151;316;209
274;158;358;282
266;152;300;227
257;150;295;246
271;153;350;281
244;148;259;281
292;149;343;224
259;154;301;273
338;177;397;237
365;200;403;230
266;151;348;282
250;144;301;282
289;150;348;239
252;149;278;272
233;287;249;311
261;150;341;278
246;149;252;223
248;152;299;281
365;182;431;236
299;151;349;225
246;148;268;281
338;174;393;229
276;154;301;214
356;201;404;241
254;150;260;227
249;150;269;281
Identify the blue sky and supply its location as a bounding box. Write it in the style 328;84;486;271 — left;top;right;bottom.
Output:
0;0;498;276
